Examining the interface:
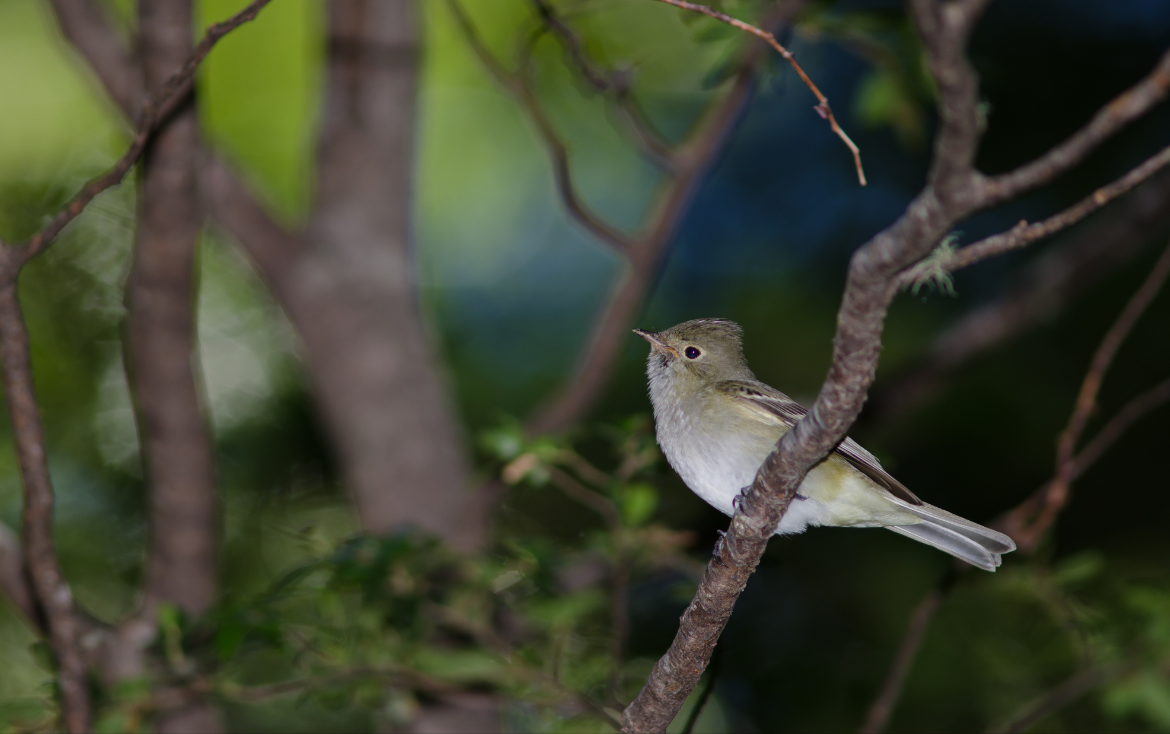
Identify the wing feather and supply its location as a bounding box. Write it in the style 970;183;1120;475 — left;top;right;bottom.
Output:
717;380;923;506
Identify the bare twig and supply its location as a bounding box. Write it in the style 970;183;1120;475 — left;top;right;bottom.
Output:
620;0;1051;728
935;145;1170;277
648;0;866;185
0;2;273;728
981;48;1170;207
446;0;638;254
989;662;1133;734
870;167;1170;424
1000;239;1170;551
12;0;273;267
859;569;956;734
528;1;805;433
531;0;675;167
1068;376;1170;479
0;276;90;732
47;0;140;116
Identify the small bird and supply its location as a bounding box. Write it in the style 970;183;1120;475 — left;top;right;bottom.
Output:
635;318;1015;571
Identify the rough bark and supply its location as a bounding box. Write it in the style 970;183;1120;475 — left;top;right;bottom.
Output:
125;0;219;624
0;277;90;732
252;0;482;547
870;167;1170;423
49;0;486;549
621;0;1170;729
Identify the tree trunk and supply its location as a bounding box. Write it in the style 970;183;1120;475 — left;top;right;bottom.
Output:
239;0;485;548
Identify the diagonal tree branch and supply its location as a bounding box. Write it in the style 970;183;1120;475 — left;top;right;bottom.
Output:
0;519;38;627
0;271;90;733
14;0;274;268
937;145;1170;275
531;0;675;168
462;0;807;433
1000;238;1170;552
0;3;272;728
861;241;1170;734
621;2;990;729
46;0;141;117
981;48;1170;207
870;167;1170;424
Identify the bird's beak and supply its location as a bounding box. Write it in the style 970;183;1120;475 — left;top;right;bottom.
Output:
633;329;678;357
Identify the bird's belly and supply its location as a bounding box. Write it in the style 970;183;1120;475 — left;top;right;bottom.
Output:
665;428;917;535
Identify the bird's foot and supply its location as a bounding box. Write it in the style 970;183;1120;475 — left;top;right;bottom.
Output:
732;487;751;513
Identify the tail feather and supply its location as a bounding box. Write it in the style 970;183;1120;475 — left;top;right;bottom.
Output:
887;522;1002;572
900;502;1016;554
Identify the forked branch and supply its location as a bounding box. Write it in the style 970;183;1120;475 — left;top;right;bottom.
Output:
448;0;806;433
621;0;1170;730
0;2;273;729
1001;238;1170;551
861;240;1170;734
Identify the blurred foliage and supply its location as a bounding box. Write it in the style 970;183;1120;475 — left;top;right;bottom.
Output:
1;0;1170;731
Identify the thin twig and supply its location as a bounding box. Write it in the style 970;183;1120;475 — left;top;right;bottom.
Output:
1001;239;1170;551
527;0;804;434
531;0;675;167
981;48;1170;207
445;0;637;254
0;3;274;729
936;145;1170;276
870;167;1170;424
859;569;957;734
989;662;1132;734
13;0;273;265
648;0;866;185
1069;376;1170;479
0;279;89;733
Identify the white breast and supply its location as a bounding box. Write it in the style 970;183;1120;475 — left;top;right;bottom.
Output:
648;374;832;536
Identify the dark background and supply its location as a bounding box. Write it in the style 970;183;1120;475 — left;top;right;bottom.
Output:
1;0;1169;730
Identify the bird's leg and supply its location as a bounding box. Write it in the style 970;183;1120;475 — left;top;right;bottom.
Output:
734;485;805;513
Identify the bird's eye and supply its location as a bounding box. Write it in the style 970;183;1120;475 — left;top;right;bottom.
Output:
685;346;701;359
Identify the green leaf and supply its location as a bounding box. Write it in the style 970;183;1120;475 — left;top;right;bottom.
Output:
412;647;507;684
1053;552;1105;588
1105;670;1170;729
619;483;658;527
479;420;526;460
